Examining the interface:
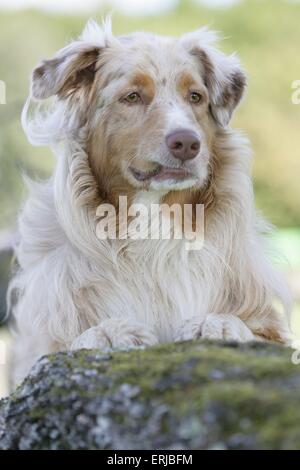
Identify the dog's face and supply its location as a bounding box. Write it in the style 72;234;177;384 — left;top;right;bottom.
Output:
88;38;215;194
31;22;246;199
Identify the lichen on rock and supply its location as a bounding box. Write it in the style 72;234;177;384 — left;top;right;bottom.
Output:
0;340;300;450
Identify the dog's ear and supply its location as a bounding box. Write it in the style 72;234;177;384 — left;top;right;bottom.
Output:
181;28;246;127
31;45;101;100
31;20;113;100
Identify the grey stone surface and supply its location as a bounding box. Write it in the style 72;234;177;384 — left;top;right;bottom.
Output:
0;340;300;450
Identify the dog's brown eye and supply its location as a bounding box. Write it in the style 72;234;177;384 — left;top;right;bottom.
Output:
125;92;141;104
189;92;202;104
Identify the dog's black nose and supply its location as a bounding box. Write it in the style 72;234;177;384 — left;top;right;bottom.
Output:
166;129;200;161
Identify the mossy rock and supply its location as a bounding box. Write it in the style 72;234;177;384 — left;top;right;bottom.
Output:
0;340;300;450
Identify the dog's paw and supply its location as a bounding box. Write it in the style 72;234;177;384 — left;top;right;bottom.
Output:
174;316;206;342
200;314;255;342
71;318;158;351
175;313;254;343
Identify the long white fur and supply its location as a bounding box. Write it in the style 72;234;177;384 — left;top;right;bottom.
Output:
9;20;292;388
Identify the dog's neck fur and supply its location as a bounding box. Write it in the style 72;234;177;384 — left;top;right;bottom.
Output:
23;126;252;261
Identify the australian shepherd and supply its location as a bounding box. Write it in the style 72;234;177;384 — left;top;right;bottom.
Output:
9;20;292;387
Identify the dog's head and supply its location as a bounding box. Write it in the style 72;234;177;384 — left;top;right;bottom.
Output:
30;20;246;199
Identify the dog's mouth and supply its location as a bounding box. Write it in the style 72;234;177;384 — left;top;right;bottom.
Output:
130;164;194;182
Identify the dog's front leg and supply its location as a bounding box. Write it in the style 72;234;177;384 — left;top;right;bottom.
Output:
71;318;158;351
174;313;255;343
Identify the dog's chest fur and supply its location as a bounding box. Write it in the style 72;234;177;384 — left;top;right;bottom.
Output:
16;179;233;345
77;234;227;343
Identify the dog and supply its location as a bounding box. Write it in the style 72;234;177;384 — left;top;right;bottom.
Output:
9;19;292;388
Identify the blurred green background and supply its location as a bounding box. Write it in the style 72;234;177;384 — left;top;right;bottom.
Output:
0;0;300;393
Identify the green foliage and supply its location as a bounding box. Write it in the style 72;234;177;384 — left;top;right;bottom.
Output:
0;0;299;228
